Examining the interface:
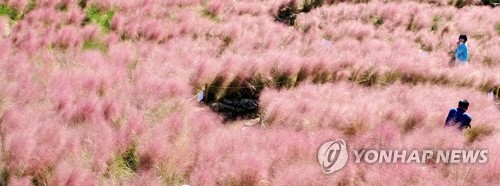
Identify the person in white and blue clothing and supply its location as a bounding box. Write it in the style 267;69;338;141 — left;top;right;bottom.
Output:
455;34;469;66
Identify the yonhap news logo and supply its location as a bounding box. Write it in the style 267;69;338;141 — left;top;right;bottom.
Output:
317;139;349;174
318;139;488;174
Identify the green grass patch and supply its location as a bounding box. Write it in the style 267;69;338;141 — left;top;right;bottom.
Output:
83;39;108;52
0;0;37;21
0;168;8;186
431;16;440;31
84;6;114;32
407;17;419;32
373;17;384;28
0;5;20;20
26;0;37;13
200;8;222;22
105;145;139;180
57;4;69;12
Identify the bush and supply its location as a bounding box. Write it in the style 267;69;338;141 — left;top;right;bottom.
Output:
465;125;494;143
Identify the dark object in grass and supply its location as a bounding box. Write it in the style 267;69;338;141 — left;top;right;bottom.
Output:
482;0;500;7
210;98;259;121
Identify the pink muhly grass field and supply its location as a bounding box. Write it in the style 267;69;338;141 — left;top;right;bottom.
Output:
0;0;499;185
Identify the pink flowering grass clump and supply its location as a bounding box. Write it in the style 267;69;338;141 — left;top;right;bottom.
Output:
261;83;499;134
0;0;498;185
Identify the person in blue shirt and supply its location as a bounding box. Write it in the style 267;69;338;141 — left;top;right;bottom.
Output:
454;34;469;66
445;99;472;130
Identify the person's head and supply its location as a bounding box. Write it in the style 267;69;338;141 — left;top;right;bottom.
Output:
458;99;469;111
459;34;467;43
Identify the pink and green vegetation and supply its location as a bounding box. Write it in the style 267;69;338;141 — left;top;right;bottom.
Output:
0;0;499;185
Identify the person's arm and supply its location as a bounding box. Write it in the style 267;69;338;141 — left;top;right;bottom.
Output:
445;109;456;126
455;45;465;56
464;117;472;129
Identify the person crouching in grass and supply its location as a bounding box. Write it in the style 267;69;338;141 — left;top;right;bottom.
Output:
445;99;472;131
